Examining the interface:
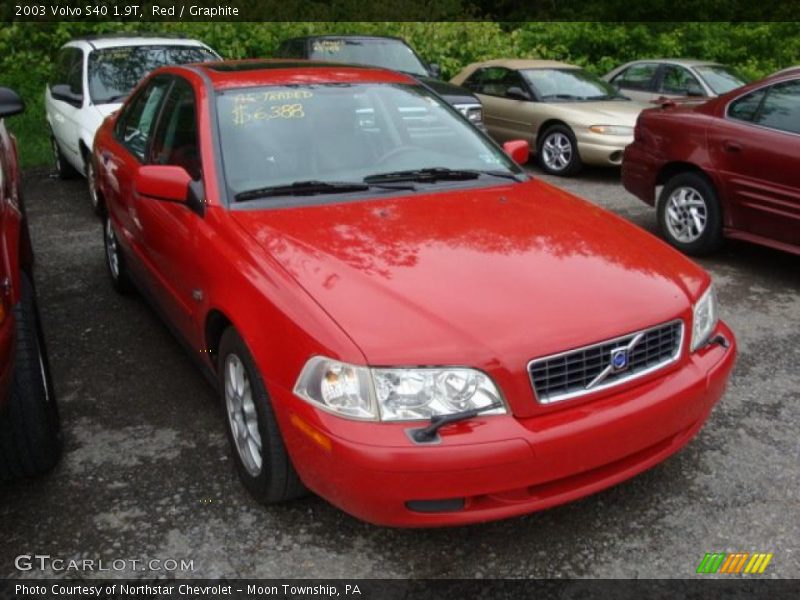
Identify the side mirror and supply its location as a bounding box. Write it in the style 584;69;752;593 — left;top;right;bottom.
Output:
428;63;442;78
51;84;83;106
505;86;531;101
135;165;192;203
0;87;24;118
503;140;530;165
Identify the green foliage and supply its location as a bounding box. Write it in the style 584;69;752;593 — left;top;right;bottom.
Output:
1;22;797;167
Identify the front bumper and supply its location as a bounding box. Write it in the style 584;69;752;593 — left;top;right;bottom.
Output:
275;321;736;527
576;131;634;167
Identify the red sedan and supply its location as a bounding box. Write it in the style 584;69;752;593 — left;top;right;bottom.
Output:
623;69;800;256
92;60;736;526
0;88;61;480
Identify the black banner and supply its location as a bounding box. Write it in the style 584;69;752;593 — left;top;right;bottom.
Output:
2;0;800;22
3;580;800;600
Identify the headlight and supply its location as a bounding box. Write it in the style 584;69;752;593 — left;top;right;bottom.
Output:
589;125;634;136
456;103;484;128
294;358;506;422
691;285;718;351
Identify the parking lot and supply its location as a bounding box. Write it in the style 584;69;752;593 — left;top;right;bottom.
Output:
1;165;798;578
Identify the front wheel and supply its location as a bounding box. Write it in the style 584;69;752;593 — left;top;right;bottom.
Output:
657;172;723;256
218;327;306;504
537;124;583;176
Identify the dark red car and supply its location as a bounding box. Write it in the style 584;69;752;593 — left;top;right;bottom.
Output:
92;60;735;526
0;88;61;481
623;69;800;256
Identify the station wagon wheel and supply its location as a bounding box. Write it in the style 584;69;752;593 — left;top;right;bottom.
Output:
103;215;133;294
658;171;723;256
537;124;583;176
50;134;77;179
217;328;306;504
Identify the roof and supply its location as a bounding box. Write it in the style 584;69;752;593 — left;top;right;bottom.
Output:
64;36;210;51
465;59;578;70
186;59;417;89
282;34;407;42
618;58;723;68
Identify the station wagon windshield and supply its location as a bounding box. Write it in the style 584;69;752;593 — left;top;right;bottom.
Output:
522;68;626;101
306;39;429;77
216;83;522;202
88;45;217;104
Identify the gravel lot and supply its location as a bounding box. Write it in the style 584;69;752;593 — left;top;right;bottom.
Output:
1;165;798;579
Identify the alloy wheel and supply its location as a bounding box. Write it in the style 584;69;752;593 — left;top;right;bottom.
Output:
224;353;263;477
542;132;573;171
104;219;120;279
664;186;708;243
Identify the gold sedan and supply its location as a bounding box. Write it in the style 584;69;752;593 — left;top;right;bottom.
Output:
452;59;648;176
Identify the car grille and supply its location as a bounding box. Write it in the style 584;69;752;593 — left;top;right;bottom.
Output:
528;320;684;404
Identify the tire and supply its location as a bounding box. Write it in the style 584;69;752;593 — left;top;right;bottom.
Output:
51;134;78;180
103;215;134;294
537;124;583;176
86;158;102;216
218;327;306;504
657;171;723;256
0;273;61;481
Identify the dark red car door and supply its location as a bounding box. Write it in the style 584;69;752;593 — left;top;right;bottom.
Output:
709;78;800;248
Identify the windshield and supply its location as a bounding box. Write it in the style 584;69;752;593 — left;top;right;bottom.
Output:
522;68;625;101
216;83;521;200
307;39;429;77
88;45;218;104
694;65;747;95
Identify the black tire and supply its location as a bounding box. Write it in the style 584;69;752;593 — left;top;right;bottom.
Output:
51;134;78;180
537;124;583;176
657;171;723;256
0;273;61;481
86;157;102;216
103;215;134;294
218;327;306;504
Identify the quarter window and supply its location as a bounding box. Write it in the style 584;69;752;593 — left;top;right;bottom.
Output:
466;67;527;98
728;89;766;123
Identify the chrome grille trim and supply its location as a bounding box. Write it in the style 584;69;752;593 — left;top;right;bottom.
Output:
528;319;685;404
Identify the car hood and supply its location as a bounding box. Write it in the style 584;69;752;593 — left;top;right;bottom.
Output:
230;180;707;369
419;77;479;105
542;100;647;127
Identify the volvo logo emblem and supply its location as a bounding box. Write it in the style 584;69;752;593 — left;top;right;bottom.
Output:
610;347;629;372
585;332;645;390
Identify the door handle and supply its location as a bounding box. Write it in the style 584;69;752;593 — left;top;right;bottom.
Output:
723;140;742;153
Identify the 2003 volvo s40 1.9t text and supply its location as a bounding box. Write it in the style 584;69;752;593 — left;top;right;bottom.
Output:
92;60;736;527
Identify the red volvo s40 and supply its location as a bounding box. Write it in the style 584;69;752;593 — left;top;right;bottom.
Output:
92;60;736;526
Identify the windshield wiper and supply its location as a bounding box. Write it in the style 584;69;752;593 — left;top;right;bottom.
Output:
364;167;521;185
407;401;505;444
235;180;414;202
97;93;129;104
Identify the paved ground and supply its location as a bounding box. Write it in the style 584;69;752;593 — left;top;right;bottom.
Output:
1;165;797;579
